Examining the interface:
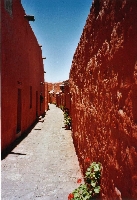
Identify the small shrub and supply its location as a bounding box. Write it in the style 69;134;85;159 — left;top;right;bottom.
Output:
64;116;71;127
68;162;101;200
63;108;71;129
64;111;69;120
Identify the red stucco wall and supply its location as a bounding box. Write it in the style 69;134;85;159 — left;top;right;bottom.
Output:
1;0;45;151
69;0;137;199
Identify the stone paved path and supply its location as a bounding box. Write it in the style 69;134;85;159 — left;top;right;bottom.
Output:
1;104;83;200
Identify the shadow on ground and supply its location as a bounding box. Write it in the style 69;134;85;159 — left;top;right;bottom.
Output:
1;115;45;160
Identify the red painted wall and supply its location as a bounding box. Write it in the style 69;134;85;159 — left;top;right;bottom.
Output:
1;0;45;152
69;0;137;199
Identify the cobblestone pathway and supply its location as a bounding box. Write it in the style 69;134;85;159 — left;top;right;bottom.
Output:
1;104;83;200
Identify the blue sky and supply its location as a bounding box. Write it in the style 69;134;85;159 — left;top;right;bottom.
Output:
21;0;92;83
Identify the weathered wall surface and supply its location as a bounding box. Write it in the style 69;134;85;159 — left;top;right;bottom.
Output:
1;0;45;152
69;0;137;199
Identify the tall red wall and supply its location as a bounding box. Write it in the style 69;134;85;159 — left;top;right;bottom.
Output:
1;0;45;152
69;0;137;199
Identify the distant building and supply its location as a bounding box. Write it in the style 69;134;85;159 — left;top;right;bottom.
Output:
47;80;71;114
1;0;45;152
56;80;71;113
47;82;62;104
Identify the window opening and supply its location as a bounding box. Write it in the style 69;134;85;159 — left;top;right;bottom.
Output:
4;0;12;16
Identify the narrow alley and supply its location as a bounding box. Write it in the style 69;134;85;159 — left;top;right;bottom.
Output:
1;104;83;200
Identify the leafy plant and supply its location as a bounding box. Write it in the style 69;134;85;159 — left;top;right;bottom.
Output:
63;108;71;128
72;183;92;200
64;116;71;126
64;111;69;120
68;162;101;200
85;162;101;197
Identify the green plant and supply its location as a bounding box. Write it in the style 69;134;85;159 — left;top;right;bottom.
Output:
64;116;71;126
85;162;101;196
72;183;92;200
64;111;69;120
68;162;101;200
63;108;71;128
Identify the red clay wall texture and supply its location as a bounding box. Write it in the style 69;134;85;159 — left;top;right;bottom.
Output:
69;0;137;199
1;0;45;151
